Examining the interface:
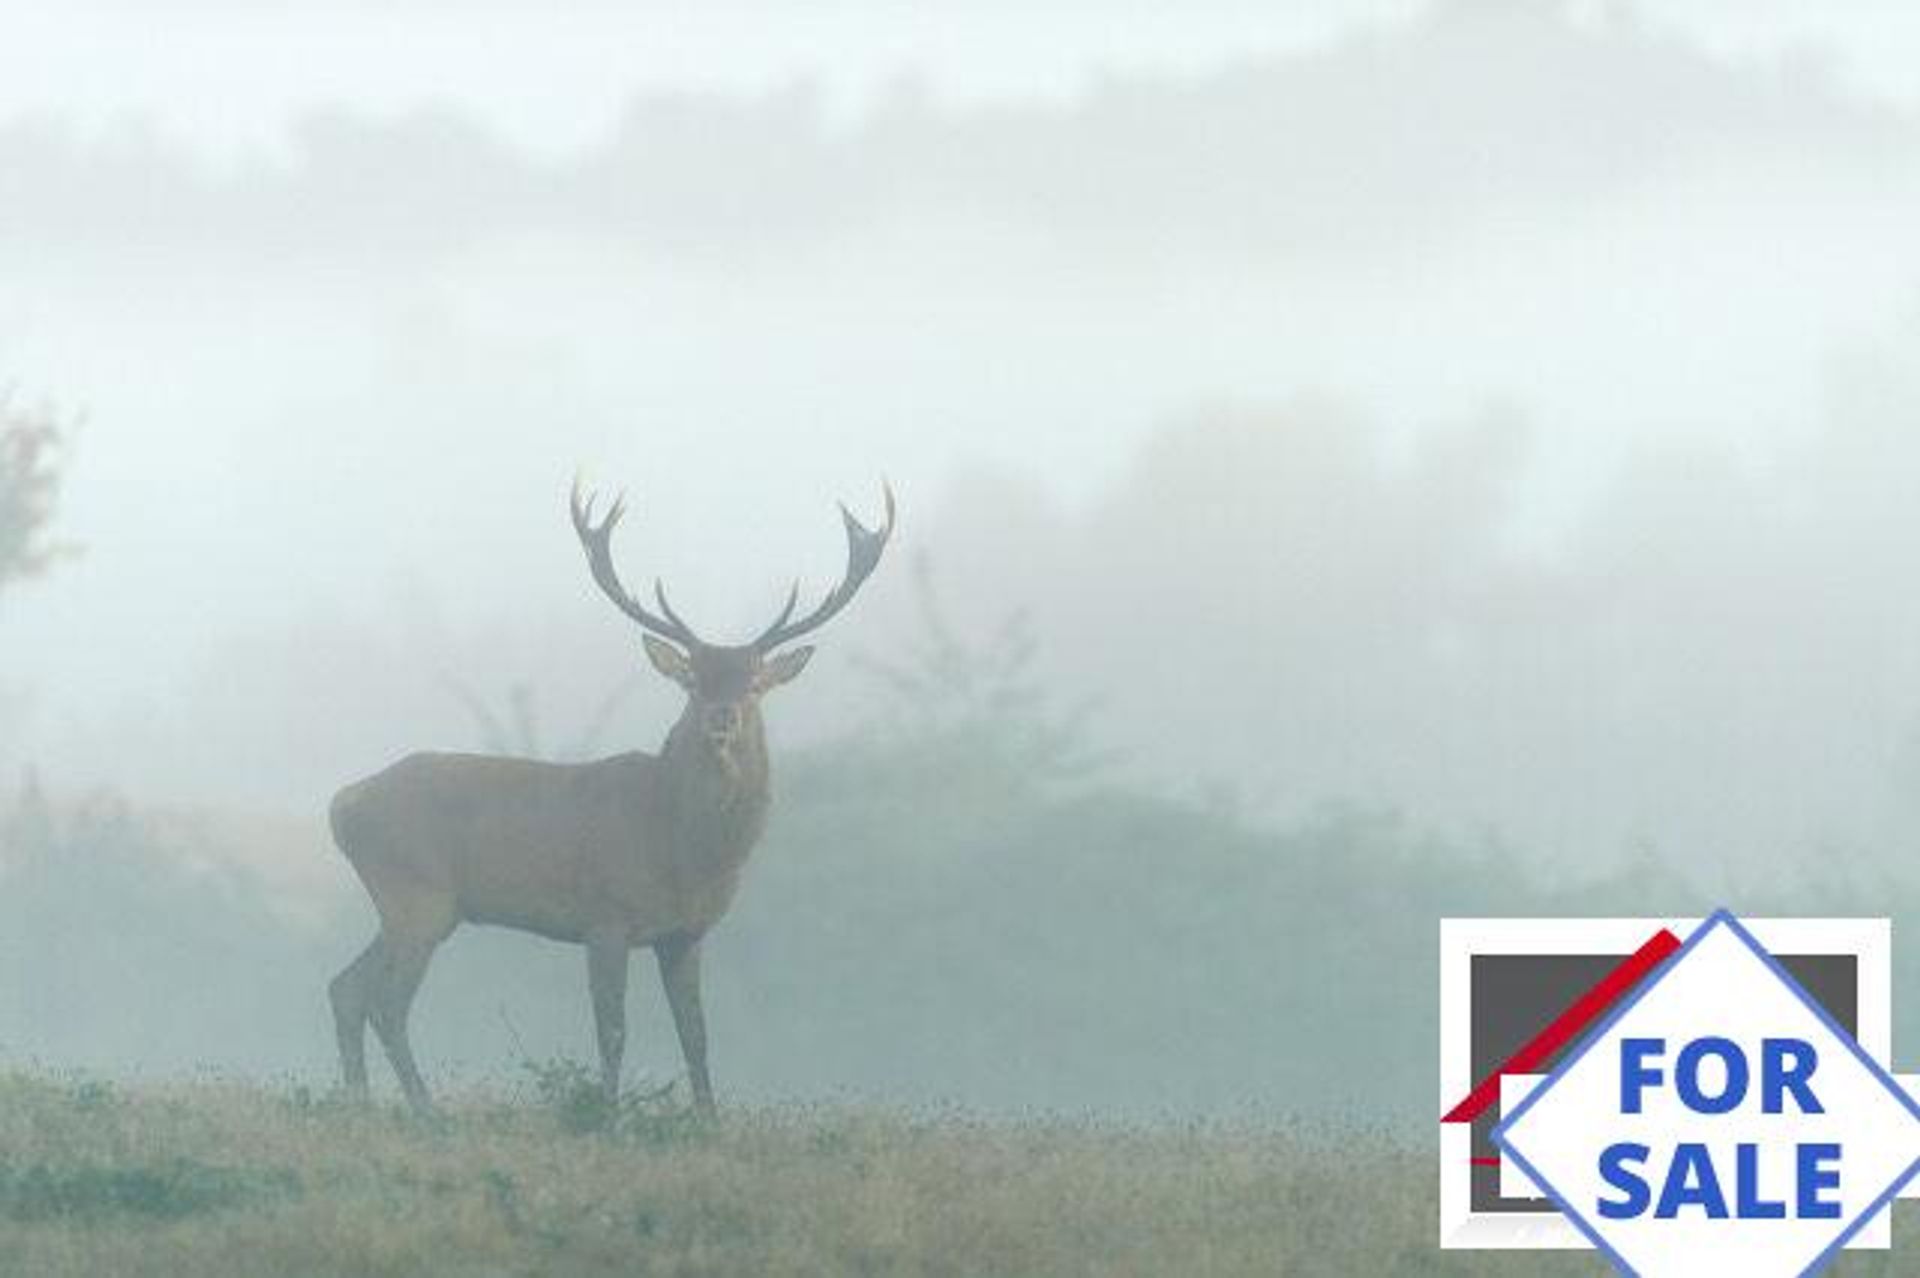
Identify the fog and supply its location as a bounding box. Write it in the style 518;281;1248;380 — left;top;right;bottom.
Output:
4;0;1920;1102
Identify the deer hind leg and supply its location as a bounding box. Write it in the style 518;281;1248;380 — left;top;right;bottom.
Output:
328;938;383;1097
368;898;456;1115
656;934;713;1117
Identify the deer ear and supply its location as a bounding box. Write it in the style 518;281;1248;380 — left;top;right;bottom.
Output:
759;646;815;690
642;634;695;688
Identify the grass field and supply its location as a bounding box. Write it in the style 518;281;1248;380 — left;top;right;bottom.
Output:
0;1068;1909;1276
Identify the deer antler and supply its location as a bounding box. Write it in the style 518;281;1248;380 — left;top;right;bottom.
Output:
752;482;897;652
569;479;705;648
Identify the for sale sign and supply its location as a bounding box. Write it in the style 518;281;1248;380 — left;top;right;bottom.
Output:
1484;910;1920;1276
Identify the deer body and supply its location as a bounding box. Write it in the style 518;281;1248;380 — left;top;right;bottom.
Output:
327;481;891;1114
332;741;763;945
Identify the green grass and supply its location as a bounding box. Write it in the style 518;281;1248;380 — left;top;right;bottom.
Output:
0;1070;1910;1276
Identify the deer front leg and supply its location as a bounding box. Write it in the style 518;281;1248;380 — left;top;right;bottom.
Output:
656;934;713;1117
586;925;630;1102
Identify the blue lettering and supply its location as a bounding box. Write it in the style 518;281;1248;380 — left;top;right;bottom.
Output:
1677;1037;1748;1114
1656;1143;1729;1218
1763;1039;1823;1114
1621;1038;1665;1114
1734;1144;1785;1218
1597;1143;1651;1219
1797;1143;1842;1219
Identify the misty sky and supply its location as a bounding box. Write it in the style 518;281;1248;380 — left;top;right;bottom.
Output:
5;2;1919;154
5;0;1920;883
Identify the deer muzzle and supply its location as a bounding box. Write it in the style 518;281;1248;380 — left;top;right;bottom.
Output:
703;704;744;774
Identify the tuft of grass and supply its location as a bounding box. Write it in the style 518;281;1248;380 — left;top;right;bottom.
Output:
517;1056;703;1145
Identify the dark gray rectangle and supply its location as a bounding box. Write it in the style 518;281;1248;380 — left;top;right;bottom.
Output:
1469;951;1857;1214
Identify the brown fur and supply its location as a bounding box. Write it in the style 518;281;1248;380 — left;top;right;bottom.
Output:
328;642;802;1114
330;481;891;1114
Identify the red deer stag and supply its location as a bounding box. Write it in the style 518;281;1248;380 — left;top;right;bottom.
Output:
327;480;895;1114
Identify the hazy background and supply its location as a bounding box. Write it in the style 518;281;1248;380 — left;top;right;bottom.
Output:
4;0;1920;1112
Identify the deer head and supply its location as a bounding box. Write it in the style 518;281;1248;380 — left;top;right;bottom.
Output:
568;479;896;764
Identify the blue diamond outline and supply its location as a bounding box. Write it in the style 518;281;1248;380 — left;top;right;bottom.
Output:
1490;908;1920;1277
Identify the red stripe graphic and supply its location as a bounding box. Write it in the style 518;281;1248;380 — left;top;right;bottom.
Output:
1441;927;1683;1125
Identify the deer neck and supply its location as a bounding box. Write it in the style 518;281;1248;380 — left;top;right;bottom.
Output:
658;708;771;868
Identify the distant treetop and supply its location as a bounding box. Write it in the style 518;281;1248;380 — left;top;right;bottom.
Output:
0;399;69;595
